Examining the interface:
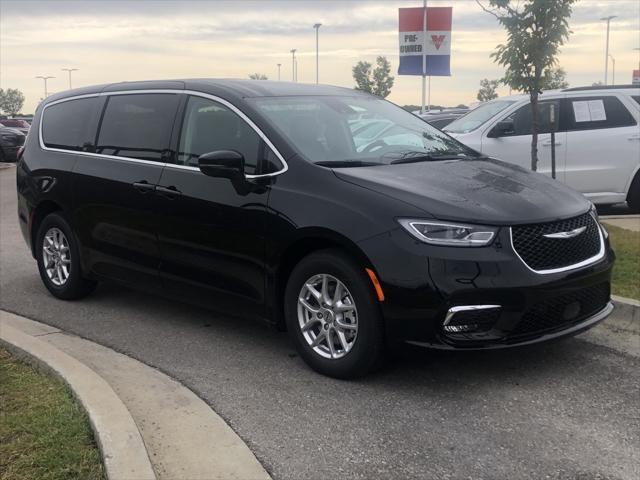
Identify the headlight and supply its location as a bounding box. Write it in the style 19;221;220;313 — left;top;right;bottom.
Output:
398;219;498;247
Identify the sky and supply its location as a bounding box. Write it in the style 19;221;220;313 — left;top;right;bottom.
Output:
1;0;639;113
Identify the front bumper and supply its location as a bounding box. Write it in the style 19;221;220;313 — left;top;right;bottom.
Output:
358;224;615;349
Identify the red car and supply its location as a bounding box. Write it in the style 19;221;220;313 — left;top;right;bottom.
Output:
0;119;30;135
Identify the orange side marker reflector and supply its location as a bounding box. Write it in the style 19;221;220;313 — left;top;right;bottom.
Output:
365;268;385;302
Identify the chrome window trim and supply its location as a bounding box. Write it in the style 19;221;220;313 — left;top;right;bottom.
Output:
443;305;502;326
509;212;605;275
38;89;289;178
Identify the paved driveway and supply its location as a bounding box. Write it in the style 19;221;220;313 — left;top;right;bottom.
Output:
1;165;638;480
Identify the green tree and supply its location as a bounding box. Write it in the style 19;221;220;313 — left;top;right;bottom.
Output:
478;0;576;171
541;67;569;89
248;73;268;80
352;56;395;98
0;88;26;116
477;78;500;102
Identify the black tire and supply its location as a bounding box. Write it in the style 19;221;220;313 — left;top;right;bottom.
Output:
627;173;640;213
284;249;384;379
35;212;97;300
0;148;6;163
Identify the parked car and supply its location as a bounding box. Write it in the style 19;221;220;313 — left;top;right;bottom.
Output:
18;80;614;378
420;112;466;130
0;118;30;135
444;85;640;211
0;125;26;162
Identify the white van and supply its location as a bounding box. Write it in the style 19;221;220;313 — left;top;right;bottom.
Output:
444;86;640;211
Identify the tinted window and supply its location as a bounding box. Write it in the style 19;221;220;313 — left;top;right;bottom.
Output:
42;97;100;151
631;95;640;105
503;101;560;136
96;94;180;162
564;96;636;131
177;96;268;175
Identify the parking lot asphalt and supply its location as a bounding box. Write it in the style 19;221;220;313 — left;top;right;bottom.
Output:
1;165;638;480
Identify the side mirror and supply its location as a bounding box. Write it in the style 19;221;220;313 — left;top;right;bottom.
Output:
198;150;245;180
488;119;515;138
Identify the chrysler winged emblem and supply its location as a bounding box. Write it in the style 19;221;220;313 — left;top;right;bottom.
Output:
543;226;587;239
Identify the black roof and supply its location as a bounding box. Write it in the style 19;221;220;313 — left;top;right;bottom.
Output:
43;79;368;106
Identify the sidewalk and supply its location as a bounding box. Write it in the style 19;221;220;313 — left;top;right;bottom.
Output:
601;214;640;232
0;310;271;480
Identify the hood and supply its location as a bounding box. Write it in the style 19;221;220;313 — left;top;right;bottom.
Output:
333;158;591;226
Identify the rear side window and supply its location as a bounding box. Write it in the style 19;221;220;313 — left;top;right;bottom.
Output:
42;97;100;151
96;93;180;162
563;96;636;131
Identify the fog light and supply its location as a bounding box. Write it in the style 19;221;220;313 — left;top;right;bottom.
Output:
443;305;502;334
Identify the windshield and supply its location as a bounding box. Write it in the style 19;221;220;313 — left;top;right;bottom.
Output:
444;100;517;134
250;95;479;165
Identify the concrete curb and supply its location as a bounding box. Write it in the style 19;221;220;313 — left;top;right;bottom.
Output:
0;321;157;480
612;295;640;322
1;310;272;480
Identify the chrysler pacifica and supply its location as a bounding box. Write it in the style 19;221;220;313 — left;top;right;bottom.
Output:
17;80;615;378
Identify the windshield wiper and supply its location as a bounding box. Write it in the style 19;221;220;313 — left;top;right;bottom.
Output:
389;151;472;165
314;160;381;168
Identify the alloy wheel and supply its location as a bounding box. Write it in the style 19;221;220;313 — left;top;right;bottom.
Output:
42;227;71;286
297;273;358;359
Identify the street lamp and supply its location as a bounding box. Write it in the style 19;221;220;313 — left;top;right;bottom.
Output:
61;68;78;89
608;54;616;85
290;49;297;82
277;63;281;81
35;75;55;98
600;16;616;85
313;23;322;84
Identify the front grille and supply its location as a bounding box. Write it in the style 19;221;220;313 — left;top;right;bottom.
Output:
511;212;601;271
512;283;610;336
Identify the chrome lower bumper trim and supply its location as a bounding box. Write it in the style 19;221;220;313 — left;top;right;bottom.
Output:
409;302;614;350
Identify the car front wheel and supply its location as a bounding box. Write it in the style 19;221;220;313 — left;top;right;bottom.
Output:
284;250;384;379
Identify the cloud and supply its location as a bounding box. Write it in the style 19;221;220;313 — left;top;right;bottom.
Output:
2;0;639;112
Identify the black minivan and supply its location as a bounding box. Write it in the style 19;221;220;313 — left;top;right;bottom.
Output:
17;80;614;378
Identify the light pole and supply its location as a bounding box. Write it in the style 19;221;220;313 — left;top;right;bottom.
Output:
600;16;616;85
290;49;297;82
35;75;55;98
277;63;281;81
608;54;615;85
61;68;78;89
313;23;322;84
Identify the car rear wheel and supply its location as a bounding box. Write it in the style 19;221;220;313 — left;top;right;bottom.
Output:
284;249;384;378
36;213;97;300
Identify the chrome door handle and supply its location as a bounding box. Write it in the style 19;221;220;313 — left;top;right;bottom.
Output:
133;181;155;193
156;185;182;198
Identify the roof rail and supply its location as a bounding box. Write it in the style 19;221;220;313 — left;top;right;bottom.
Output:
562;85;639;92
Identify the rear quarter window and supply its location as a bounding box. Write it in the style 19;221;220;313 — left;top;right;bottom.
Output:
41;97;100;151
563;96;637;131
